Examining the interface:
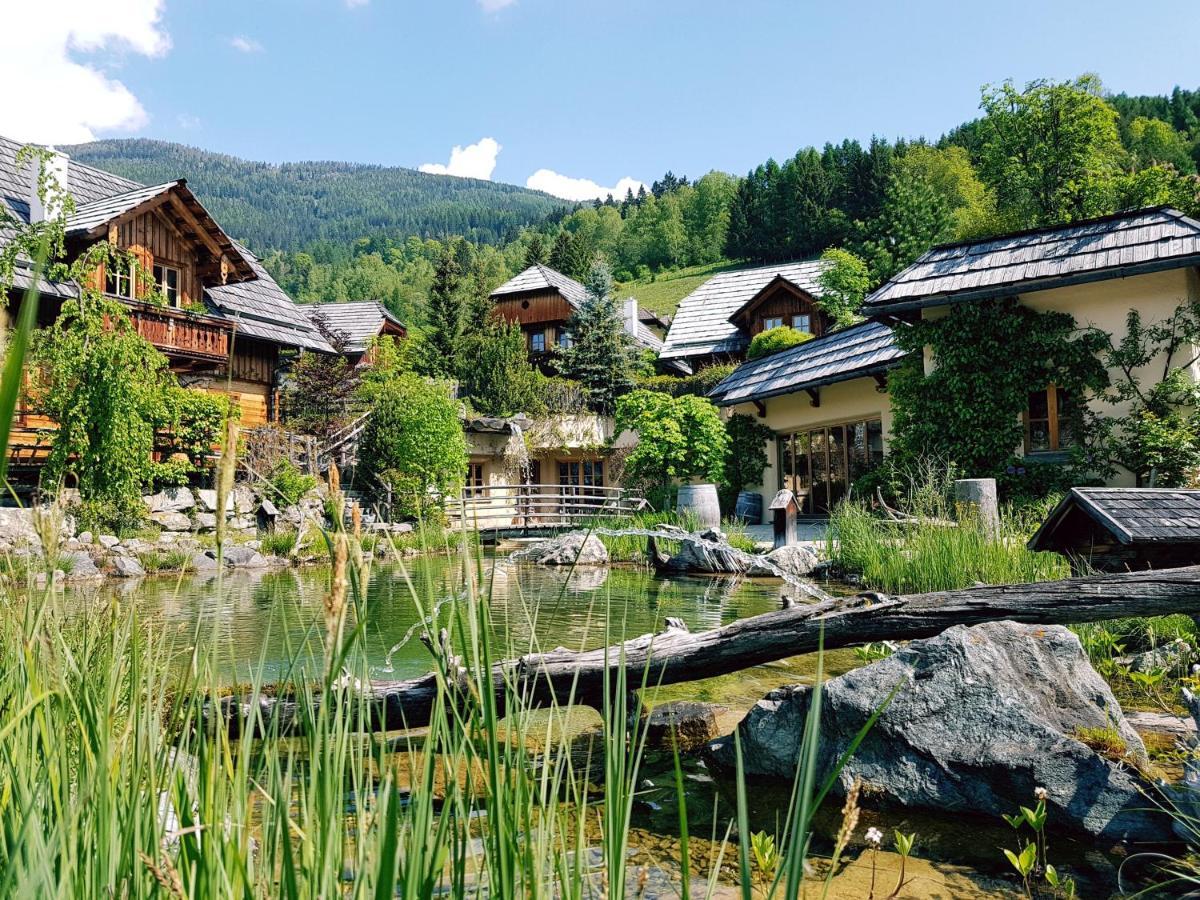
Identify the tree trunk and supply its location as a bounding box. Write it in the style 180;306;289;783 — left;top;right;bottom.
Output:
211;565;1200;737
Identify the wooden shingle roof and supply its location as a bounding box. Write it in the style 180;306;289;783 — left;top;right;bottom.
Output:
863;207;1200;315
660;260;829;361
304;300;406;353
1029;487;1200;550
708;320;905;406
490;264;590;307
0;134;330;352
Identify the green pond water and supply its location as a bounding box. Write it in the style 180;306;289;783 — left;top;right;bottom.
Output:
59;550;1144;897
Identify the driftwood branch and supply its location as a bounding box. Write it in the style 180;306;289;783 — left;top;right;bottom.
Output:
213;565;1200;736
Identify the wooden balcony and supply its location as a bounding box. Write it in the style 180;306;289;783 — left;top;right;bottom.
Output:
123;300;232;364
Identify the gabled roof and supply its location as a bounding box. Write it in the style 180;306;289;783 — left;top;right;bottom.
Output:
1028;487;1200;550
304;300;406;353
727;273;819;326
659;260;829;360
1;134;329;352
863;207;1200;315
708;320;904;407
490;264;590;307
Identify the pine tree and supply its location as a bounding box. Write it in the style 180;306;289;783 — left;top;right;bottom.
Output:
523;232;548;268
421;242;463;377
548;231;574;274
556;258;637;414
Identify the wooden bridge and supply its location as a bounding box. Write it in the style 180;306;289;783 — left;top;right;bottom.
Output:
444;482;650;533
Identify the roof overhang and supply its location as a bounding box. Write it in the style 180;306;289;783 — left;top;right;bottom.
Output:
710;358;901;407
67;180;256;284
862;254;1200;317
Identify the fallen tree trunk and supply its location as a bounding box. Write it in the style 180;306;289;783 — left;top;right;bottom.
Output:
213;565;1200;736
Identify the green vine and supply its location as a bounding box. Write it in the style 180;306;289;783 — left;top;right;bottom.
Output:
888;299;1110;496
721;413;774;509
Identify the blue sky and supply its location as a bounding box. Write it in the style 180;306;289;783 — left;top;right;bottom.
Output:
5;0;1200;199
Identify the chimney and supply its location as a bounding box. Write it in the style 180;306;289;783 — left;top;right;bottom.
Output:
623;296;638;338
28;146;70;224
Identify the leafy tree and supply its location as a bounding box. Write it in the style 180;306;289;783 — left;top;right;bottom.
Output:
357;374;467;517
556;258;638;413
1127;116;1196;174
614;390;729;494
28;245;182;530
420;241;464;376
747;326;813;360
458;320;545;417
721;413;775;507
816;248;872;327
283;313;361;438
893;144;997;239
976;75;1127;228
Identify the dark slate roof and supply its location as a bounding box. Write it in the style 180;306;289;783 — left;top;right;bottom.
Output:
206;243;334;352
660;260;829;360
304;300;406;353
1029;487;1200;550
708;320;905;406
863;207;1200;314
1;133;329;351
490;264;590;307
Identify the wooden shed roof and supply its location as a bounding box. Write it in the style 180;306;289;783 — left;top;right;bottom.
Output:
1028;487;1200;551
304;300;406;353
863;206;1200;315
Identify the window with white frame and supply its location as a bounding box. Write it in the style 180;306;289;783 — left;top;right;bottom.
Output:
153;263;181;306
105;260;135;299
792;313;812;333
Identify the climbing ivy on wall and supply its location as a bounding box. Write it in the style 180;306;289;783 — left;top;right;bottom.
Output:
887;299;1111;492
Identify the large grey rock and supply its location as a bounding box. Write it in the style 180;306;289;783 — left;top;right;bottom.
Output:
232;486;256;515
190;551;220;572
663;529;748;574
144;487;195;514
0;507;38;548
223;546;269;568
747;544;818;578
514;532;608;566
113;556;146;578
195;489;232;513
149;510;192;532
63;550;100;579
709;621;1167;842
195;512;218;531
1128;639;1192;675
98;534;120;550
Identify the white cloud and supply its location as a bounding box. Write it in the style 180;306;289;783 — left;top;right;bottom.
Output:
419;137;501;180
526;169;647;202
229;35;263;53
0;0;170;144
478;0;517;11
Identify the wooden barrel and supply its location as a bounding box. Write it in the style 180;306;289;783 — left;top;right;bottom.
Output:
733;490;763;525
676;483;721;529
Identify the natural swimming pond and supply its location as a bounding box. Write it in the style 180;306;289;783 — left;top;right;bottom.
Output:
52;550;1159;897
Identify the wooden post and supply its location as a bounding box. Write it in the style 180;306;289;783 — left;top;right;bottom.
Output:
954;478;1000;538
769;489;798;549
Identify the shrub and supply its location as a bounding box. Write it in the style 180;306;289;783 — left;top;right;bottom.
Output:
816;247;871;327
721;413;774;509
635;363;738;398
458;320;545;417
267;459;318;507
260;530;299;557
746;326;812;361
614;390;729;496
357;374;467;517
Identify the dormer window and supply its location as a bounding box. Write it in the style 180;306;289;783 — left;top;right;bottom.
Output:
792;313;811;333
105;260;135;299
153;263;181;307
762;316;783;331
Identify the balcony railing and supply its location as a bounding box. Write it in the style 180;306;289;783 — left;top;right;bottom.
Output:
122;301;232;363
444;482;650;531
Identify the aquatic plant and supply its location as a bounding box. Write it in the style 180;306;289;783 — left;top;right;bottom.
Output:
1001;789;1078;899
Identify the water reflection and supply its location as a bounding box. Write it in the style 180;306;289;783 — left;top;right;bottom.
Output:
61;554;836;705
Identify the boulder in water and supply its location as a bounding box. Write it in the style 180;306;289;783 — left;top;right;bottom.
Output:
746;544;818;578
514;531;608;566
708;620;1168;842
645;701;724;753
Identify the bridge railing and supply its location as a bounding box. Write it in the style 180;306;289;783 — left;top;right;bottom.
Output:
444;482;650;531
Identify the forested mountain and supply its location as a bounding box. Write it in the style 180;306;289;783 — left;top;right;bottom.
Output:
63;139;566;254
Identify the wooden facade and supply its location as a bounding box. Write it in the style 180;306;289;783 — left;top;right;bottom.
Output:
491;290;575;359
732;279;828;338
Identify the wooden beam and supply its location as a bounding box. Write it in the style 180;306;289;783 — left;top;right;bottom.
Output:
753;400;767;418
805;388;820;407
210;565;1200;737
873;373;888;393
166;194;226;261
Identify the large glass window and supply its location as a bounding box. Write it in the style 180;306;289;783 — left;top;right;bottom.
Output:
781;418;883;515
465;462;485;498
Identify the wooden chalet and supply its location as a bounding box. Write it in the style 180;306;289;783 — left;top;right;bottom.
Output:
488;264;686;373
0;136;333;469
304;300;407;367
659;260;832;369
1028;488;1200;574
